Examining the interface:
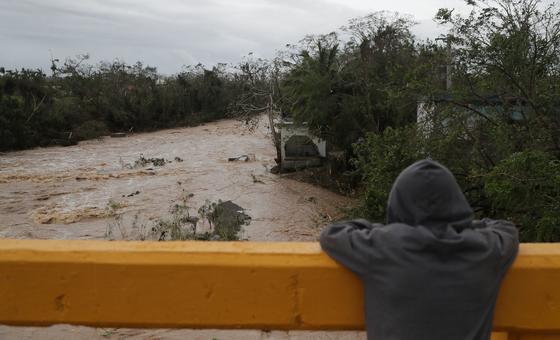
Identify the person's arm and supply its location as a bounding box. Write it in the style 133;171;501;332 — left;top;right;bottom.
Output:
319;219;380;276
484;219;520;268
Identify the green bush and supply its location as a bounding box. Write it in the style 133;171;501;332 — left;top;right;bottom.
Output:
352;124;560;242
485;151;560;242
352;125;423;221
73;120;109;140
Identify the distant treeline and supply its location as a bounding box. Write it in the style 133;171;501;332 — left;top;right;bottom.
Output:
0;58;245;150
2;0;560;242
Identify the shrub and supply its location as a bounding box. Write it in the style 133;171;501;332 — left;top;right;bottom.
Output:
74;120;109;140
198;200;251;241
485;151;560;242
351;125;423;221
106;200;249;242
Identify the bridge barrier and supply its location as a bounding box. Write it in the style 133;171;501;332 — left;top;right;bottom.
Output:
0;240;559;340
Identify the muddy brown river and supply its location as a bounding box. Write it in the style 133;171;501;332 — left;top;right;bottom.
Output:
0;117;352;241
0;117;364;339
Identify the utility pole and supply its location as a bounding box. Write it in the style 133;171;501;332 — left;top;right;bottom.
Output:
436;35;453;91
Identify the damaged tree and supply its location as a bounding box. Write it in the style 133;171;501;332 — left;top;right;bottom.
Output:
228;54;284;163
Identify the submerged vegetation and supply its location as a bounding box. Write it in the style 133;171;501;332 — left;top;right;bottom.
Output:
105;199;250;241
3;0;560;241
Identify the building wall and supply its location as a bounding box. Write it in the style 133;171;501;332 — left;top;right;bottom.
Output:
278;122;326;170
279;124;326;161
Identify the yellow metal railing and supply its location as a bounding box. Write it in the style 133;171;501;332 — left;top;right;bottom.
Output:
0;240;559;339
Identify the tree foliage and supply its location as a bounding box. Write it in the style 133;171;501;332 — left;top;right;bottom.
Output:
485;151;560;241
352;0;560;241
280;13;422;152
0;58;243;150
436;0;560;152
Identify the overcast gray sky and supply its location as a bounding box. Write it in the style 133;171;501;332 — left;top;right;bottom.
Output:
0;0;470;74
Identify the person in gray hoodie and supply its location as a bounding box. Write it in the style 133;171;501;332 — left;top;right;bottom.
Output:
320;159;519;340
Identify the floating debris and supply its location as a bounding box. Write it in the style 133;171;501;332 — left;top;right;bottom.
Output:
251;173;264;184
305;196;318;204
228;155;249;162
134;154;167;168
228;153;255;162
122;190;141;198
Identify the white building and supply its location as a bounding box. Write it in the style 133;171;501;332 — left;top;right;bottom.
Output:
277;120;326;170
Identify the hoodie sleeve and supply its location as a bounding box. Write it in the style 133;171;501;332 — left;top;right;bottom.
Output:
483;219;520;269
319;219;380;276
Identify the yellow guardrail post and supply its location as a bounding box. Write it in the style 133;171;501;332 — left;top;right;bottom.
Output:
0;240;559;339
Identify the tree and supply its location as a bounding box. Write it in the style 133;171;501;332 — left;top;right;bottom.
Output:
229;54;284;162
280;13;422;152
342;11;418;132
351;0;560;241
282;33;341;140
436;0;560;154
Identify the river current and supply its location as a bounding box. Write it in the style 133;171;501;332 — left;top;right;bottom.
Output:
0;117;351;241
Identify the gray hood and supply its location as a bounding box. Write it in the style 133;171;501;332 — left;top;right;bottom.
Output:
387;159;473;234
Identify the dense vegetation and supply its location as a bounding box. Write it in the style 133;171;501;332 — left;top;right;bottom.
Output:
348;0;560;241
2;0;559;241
0;57;241;149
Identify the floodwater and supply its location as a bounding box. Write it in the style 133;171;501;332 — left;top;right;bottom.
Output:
0;117;364;339
0;117;352;241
